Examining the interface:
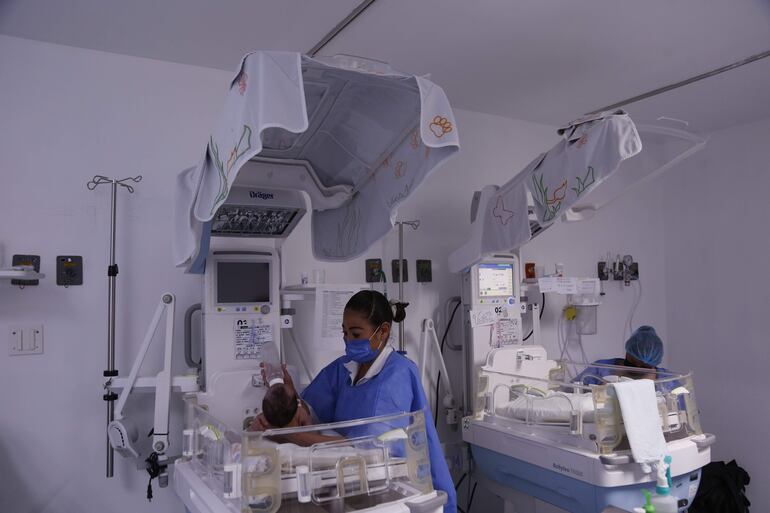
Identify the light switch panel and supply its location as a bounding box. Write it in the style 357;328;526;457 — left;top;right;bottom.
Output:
9;325;43;355
23;325;43;354
8;326;23;355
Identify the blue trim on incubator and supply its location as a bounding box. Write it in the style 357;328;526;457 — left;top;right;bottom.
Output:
471;445;700;513
189;221;212;275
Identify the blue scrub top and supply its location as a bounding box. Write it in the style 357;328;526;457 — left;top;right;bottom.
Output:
302;351;457;513
574;358;674;390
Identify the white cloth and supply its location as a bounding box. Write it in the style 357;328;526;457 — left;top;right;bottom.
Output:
448;110;641;272
612;379;667;466
343;345;394;386
174;52;459;270
528;110;641;225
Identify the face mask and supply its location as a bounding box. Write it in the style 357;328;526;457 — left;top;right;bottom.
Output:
345;324;385;363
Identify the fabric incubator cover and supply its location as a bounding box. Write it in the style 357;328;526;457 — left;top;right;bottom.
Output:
448;110;642;273
174;51;460;271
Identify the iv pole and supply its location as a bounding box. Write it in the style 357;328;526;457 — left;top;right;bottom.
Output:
87;174;142;478
394;220;419;353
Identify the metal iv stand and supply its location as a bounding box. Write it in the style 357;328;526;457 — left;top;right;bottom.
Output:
394;220;419;353
87;174;142;478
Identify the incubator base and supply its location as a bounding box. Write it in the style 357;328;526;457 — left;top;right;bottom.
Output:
465;421;708;513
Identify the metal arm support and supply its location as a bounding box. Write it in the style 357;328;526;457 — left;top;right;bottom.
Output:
109;293;175;460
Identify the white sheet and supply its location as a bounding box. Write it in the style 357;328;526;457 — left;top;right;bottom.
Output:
448;110;641;273
174;52;459;271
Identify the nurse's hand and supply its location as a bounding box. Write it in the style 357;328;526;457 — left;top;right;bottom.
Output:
248;413;272;432
282;364;297;395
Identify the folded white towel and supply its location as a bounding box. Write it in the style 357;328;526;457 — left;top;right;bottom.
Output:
612;379;666;468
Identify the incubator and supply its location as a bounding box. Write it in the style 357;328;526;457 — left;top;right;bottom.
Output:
175;399;445;513
463;345;714;513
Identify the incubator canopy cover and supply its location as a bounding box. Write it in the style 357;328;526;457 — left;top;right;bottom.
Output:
174;52;460;272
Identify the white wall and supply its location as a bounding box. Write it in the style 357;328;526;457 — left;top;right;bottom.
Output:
662;116;770;512
0;35;230;513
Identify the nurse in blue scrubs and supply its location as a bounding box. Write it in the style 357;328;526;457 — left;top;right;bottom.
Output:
256;290;457;512
574;325;668;385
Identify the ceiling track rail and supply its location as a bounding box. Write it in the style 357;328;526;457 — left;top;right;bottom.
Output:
307;0;378;57
588;49;770;114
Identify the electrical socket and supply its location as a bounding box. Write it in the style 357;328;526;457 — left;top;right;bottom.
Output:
365;259;383;283
391;259;408;283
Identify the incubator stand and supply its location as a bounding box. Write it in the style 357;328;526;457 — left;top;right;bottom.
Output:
462;347;715;513
174;397;446;513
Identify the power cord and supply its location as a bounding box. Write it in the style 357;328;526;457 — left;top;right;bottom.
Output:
467;481;478;512
522;293;546;341
434;301;462;427
145;452;163;501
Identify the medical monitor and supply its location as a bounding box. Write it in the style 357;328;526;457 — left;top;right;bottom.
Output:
216;261;270;304
478;263;514;298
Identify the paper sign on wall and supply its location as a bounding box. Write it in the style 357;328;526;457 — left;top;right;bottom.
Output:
538;277;599;295
314;285;369;349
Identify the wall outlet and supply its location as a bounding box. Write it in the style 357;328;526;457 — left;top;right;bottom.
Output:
57;255;83;286
391;259;408;283
416;259;432;282
11;254;40;286
365;259;383;283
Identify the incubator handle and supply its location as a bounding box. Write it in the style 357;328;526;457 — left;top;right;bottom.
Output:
599;454;633;465
405;490;448;513
184;303;202;370
693;433;716;450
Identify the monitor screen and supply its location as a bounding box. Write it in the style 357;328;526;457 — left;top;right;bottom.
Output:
217;261;270;303
478;263;514;297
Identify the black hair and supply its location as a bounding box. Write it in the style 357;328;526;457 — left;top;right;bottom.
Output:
261;384;298;428
345;290;406;326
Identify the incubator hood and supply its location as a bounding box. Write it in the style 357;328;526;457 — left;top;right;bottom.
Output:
174;52;460;272
449;112;706;272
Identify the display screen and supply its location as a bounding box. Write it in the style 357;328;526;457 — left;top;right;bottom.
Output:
217;262;270;303
478;263;513;297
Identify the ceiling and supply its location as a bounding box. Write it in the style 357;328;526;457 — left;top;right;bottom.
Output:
2;0;769;132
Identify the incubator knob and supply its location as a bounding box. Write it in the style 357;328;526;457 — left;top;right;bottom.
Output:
260;305;270;314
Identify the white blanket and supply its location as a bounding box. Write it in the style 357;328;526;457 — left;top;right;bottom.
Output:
174;52;459;271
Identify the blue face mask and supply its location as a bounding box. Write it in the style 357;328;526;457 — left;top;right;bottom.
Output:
344;324;385;363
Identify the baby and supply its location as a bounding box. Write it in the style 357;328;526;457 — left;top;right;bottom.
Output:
261;383;311;428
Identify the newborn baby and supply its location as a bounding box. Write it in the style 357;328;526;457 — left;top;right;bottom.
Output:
261;383;311;428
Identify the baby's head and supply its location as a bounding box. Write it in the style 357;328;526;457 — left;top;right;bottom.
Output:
262;383;299;428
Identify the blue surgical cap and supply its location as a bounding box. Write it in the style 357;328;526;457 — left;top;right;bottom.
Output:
625;325;663;367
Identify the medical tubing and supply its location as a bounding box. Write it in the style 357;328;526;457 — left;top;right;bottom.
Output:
287;328;314;382
467;481;478;512
443;296;462;351
522;293;546;341
434;301;462;426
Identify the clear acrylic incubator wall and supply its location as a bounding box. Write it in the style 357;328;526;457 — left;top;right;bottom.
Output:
474;348;704;456
180;395;436;513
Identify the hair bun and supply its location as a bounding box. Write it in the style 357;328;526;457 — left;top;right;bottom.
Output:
391;301;409;323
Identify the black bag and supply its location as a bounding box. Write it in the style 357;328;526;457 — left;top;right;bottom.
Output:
689;460;750;513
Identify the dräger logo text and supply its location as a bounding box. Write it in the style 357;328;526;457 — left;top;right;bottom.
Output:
249;191;275;200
